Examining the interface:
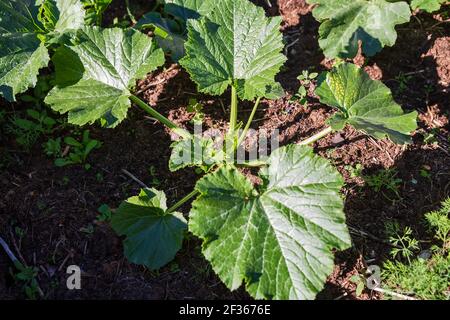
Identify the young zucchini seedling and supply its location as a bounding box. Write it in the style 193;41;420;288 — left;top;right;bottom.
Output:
42;0;417;300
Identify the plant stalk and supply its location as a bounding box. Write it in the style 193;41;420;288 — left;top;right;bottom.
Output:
130;95;190;139
237;97;261;147
229;85;238;134
237;159;268;167
298;126;333;145
167;189;199;214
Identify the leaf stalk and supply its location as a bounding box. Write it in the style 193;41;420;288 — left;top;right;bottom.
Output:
229;85;238;134
167;189;200;214
130;95;190;139
237;97;261;147
298;126;333;146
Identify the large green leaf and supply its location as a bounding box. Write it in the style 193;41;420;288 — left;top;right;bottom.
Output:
45;27;165;127
189;144;351;300
179;0;287;100
111;188;187;270
411;0;447;13
315;63;418;144
307;0;411;58
0;0;42;33
0;0;86;101
0;0;49;101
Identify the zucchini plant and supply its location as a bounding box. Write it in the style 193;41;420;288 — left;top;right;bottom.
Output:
7;0;418;300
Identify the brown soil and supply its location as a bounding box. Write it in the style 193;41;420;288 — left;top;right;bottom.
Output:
0;0;449;300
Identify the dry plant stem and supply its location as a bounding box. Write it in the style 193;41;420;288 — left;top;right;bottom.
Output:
0;235;18;264
372;287;417;300
0;235;44;298
121;169;149;189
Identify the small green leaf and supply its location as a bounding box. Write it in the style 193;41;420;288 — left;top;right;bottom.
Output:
307;0;411;58
356;280;365;296
64;136;82;147
55;158;71;166
45;27;165;127
83;139;99;158
179;0;287;100
411;0;447;13
111;188;187;270
189;144;351;300
316;63;417;144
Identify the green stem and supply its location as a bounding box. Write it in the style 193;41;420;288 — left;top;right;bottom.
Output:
298;126;333;145
130;95;190;139
237;97;261;147
125;0;137;24
229;85;238;134
237;159;268;167
167;189;199;214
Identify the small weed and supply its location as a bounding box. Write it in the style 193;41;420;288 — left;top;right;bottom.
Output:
395;72;412;94
382;198;450;300
365;168;402;200
345;163;363;178
80;224;95;234
6;108;57;149
96;204;113;222
43;137;62;157
11;263;40;300
349;273;366;297
385;222;419;262
187;98;205;125
55;130;101;169
290;70;318;105
148;165;161;186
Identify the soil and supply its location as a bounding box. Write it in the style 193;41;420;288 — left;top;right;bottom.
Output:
0;0;449;300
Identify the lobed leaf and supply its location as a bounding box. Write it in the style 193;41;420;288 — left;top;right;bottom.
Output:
111;188;187;270
0;0;86;101
315;63;418;144
410;0;447;13
38;0;85;36
45;27;165;127
179;0;287;100
0;0;48;101
189;144;351;299
307;0;411;59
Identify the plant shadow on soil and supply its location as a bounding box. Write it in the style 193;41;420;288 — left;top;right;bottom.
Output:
1;0;449;300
